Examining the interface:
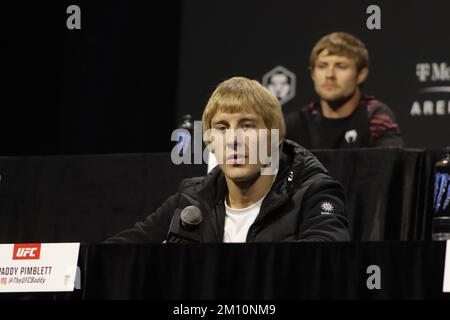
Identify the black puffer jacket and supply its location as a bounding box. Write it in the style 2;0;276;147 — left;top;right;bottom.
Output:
106;140;350;242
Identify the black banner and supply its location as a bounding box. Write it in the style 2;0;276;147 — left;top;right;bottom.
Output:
177;0;450;149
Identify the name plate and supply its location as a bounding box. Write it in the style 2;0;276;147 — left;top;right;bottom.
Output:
0;243;80;292
444;240;450;292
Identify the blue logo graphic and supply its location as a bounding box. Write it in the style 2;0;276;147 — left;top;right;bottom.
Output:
434;173;450;213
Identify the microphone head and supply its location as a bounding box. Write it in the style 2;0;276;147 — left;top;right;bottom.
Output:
180;206;203;230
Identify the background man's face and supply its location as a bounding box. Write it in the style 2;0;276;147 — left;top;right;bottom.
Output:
210;110;270;183
311;50;362;102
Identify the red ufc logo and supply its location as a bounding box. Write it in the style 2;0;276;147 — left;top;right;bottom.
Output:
13;244;41;260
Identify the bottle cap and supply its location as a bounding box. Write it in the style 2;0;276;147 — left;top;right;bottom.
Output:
443;146;450;155
180;114;193;131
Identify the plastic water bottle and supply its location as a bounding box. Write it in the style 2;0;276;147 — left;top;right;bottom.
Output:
432;146;450;240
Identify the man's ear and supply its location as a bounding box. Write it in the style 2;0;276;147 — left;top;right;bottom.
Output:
278;139;284;152
203;129;213;153
357;67;369;85
205;141;215;154
310;66;316;82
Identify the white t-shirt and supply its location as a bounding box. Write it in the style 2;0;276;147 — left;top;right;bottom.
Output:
223;196;265;243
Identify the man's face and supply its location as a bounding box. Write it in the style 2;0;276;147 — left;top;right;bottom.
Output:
311;50;366;102
209;110;272;183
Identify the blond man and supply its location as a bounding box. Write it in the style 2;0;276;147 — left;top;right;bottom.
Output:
107;77;350;243
286;32;403;148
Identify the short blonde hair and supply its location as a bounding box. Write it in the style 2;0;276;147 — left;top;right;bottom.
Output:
310;32;369;72
202;76;286;141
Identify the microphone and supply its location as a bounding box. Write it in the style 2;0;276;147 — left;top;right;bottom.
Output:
166;206;203;243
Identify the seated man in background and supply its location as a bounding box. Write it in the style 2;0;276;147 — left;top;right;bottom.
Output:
106;77;350;243
285;32;403;149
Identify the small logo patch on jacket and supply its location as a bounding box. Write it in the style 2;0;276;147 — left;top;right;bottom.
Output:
320;201;334;214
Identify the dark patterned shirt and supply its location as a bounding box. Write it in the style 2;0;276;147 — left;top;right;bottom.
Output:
284;95;403;149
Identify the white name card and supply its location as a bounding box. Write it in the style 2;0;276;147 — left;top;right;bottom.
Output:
444;240;450;292
0;243;80;292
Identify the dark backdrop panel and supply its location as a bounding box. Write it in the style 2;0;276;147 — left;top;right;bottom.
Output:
0;153;206;243
3;1;181;156
313;148;439;241
4;1;448;156
0;149;440;243
177;0;450;149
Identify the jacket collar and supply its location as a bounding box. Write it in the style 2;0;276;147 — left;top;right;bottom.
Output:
181;139;327;210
